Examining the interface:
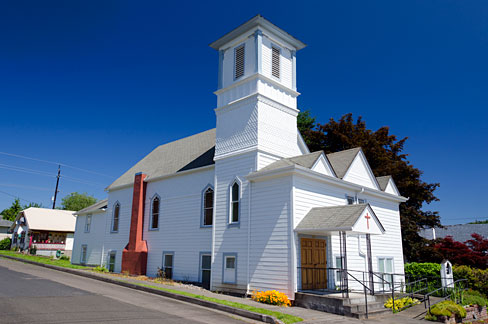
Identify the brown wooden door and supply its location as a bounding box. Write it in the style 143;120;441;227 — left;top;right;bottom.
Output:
301;238;327;290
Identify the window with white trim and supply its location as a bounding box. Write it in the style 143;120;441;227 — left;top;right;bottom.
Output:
346;196;355;205
271;46;280;78
223;254;237;284
234;44;245;79
230;182;240;224
84;214;92;233
358;198;367;204
150;196;160;230
163;253;174;279
335;256;343;288
108;251;116;272
378;257;394;290
112;203;120;232
81;245;87;264
203;187;213;226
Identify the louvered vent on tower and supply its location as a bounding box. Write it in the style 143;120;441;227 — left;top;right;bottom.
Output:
234;45;245;79
272;46;280;78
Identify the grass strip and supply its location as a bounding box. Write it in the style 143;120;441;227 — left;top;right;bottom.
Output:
123;280;303;324
0;250;89;269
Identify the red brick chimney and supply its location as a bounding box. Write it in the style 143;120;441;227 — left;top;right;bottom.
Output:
121;172;148;275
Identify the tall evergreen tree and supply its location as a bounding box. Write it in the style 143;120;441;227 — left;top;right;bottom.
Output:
298;112;441;262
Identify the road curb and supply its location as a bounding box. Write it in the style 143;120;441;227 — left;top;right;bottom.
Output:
0;254;285;324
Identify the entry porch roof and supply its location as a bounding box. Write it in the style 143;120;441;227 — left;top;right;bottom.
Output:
295;204;385;235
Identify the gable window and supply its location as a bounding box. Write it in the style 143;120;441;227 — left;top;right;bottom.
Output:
108;251;116;272
271;46;280;78
81;245;87;264
84;214;92;233
358;198;367;204
223;253;237;284
150;195;160;230
234;44;245;79
202;187;214;227
346;196;355;205
230;180;240;224
112;202;120;233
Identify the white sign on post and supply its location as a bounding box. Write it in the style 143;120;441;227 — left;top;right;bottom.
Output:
441;260;454;289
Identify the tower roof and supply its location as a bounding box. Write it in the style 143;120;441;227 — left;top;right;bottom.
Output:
209;14;306;51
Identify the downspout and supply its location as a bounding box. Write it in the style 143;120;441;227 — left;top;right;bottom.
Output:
246;179;252;296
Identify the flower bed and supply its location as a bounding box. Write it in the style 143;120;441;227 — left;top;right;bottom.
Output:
251;290;291;307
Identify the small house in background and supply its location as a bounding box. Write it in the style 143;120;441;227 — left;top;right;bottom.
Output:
71;199;108;266
10;207;76;257
0;217;13;240
419;224;488;242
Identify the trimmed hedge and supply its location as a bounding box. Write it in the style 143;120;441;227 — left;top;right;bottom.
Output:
0;238;11;250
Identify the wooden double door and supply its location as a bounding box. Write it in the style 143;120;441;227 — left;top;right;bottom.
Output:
301;238;327;290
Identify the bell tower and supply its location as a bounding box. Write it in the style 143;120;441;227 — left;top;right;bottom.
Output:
210;15;307;162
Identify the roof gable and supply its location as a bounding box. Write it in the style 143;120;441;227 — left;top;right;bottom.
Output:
296;203;385;235
376;176;400;195
107;129;216;190
342;150;380;190
326;147;361;179
311;153;335;177
76;199;108;215
254;151;323;174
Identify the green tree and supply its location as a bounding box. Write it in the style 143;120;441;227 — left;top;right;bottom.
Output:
60;192;97;211
298;112;441;262
0;198;23;222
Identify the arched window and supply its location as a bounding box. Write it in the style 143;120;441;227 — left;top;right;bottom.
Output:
230;181;240;224
202;187;214;226
112;202;120;232
151;196;160;230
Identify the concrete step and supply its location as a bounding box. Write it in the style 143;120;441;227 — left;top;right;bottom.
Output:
351;307;392;320
345;301;386;313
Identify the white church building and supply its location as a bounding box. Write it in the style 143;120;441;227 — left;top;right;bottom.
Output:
72;15;407;300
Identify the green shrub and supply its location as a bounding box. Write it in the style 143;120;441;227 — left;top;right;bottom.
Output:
29;245;37;255
453;265;488;297
427;300;467;321
405;262;441;278
93;266;109;273
59;255;70;261
0;238;11;250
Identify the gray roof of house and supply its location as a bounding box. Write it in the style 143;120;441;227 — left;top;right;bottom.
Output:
251;151;323;175
296;203;385;233
107;129;216;190
376;176;392;191
419;224;488;242
326;147;361;179
0;218;13;228
76;199;108;215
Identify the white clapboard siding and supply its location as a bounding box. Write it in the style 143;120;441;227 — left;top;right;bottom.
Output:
143;168;214;281
249;176;293;297
342;152;379;190
212;152;256;293
72;211;107;266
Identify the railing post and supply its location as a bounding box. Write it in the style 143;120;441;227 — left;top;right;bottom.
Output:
364;284;369;319
391;273;395;313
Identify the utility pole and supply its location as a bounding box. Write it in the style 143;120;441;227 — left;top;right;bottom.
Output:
52;165;61;209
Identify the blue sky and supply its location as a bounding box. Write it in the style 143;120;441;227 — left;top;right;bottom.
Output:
0;1;486;225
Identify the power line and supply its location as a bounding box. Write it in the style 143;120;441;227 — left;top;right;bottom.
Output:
0;190;35;204
0;151;115;179
0;183;52;191
0;163;106;187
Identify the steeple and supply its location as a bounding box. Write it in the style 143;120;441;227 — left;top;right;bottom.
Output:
210;15;307;161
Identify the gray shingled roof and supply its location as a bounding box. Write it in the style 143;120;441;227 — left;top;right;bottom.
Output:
107;129;216;190
296;203;385;232
326;147;361;179
76;199;108;215
376;176;392;191
0;218;13;228
419;224;488;242
252;151;323;175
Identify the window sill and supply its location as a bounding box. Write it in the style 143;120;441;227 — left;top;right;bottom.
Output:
227;222;240;229
200;224;212;228
148;227;159;231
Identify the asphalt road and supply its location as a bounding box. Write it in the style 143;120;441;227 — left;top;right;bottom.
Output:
0;258;254;324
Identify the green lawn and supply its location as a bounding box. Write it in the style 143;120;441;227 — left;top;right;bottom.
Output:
125;281;303;324
0;250;89;269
